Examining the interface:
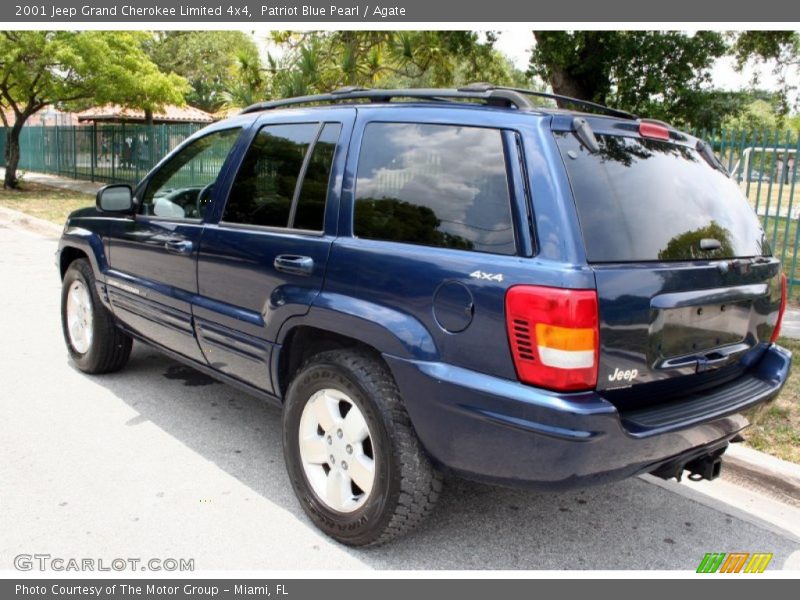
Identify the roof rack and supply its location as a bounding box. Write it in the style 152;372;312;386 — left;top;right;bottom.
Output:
459;83;637;120
239;83;637;120
240;86;533;114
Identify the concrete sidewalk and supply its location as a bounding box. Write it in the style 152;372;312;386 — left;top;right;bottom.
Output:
1;167;103;195
6;167;800;340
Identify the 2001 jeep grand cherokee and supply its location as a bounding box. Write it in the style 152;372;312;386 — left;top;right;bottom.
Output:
56;84;791;546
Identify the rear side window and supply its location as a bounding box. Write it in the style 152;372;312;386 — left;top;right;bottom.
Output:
223;122;340;230
354;122;516;255
555;132;768;262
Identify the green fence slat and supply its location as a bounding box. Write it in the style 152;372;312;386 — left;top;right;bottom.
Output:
734;129;747;175
770;130;793;246
754;128;769;219
762;129;781;237
718;127;729;165
779;133;800;297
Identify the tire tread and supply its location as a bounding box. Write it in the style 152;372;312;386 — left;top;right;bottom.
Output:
62;259;132;374
289;349;441;546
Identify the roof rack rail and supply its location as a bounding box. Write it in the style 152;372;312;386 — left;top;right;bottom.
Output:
239;83;637;120
457;83;637;120
239;86;534;115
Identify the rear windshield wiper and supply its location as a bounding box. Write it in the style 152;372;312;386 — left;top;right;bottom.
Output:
572;117;600;153
696;140;729;176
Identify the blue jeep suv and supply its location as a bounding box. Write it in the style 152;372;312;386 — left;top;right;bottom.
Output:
57;85;791;546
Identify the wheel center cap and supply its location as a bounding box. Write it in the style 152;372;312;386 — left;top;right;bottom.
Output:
329;430;349;469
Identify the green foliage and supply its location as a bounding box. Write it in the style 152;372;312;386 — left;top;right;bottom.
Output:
354;197;474;250
0;31;188;187
722;99;783;132
267;31;528;98
732;31;799;67
529;31;727;126
147;31;262;113
688;89;787;132
0;31;186;116
658;222;734;261
732;32;800;115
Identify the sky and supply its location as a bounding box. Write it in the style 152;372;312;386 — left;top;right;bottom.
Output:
493;30;800;104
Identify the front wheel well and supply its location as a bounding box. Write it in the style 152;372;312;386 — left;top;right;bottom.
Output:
59;247;89;279
277;326;384;398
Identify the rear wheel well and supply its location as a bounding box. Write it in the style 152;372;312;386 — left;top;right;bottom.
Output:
278;326;384;398
60;247;89;279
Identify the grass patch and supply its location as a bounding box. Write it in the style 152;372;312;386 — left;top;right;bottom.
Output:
744;182;800;217
0;181;93;225
744;336;800;463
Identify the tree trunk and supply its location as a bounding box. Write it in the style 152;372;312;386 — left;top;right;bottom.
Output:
533;31;611;108
3;123;23;190
548;68;596;104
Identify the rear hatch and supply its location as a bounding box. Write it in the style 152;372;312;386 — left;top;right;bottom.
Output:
553;116;784;410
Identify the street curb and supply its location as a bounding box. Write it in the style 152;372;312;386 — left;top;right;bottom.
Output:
725;444;800;504
0;205;62;239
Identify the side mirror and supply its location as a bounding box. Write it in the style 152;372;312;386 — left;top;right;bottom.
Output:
96;184;134;214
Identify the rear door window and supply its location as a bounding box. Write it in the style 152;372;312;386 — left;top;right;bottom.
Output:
555;132;768;263
354;122;516;255
223;123;318;228
223;122;341;231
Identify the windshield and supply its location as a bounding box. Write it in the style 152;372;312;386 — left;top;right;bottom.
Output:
555;132;769;263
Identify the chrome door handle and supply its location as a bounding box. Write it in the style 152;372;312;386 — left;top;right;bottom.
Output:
274;254;314;276
164;239;193;254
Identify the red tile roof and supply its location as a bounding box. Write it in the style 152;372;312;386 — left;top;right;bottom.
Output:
77;104;214;124
2;107;79;126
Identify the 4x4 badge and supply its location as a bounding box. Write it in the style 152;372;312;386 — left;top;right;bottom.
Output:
469;270;504;282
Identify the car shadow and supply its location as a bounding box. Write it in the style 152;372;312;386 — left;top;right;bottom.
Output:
86;343;800;570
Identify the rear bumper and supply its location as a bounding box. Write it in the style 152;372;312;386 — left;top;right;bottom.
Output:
384;343;791;490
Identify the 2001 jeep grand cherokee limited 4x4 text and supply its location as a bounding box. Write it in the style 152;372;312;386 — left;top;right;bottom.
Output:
57;85;791;546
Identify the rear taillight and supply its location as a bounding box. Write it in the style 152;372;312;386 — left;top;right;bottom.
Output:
639;121;670;141
770;272;788;343
505;286;599;392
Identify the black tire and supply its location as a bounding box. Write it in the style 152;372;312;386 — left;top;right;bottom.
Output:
61;258;132;374
283;349;442;546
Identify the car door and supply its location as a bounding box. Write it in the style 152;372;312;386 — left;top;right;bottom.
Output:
195;108;354;393
104;127;243;363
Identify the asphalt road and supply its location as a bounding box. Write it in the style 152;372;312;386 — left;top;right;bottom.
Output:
1;218;799;572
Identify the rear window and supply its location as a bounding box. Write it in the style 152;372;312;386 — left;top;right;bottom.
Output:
555;132;769;263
